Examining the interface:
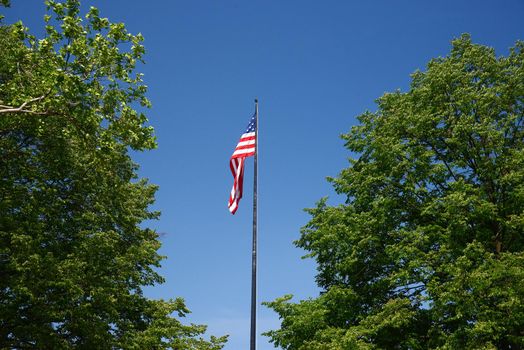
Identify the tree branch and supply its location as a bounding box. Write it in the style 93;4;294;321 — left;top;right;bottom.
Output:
0;95;46;114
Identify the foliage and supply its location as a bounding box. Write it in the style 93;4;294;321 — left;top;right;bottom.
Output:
0;1;226;348
264;35;524;349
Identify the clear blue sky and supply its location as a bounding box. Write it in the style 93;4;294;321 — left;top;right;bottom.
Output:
4;1;524;349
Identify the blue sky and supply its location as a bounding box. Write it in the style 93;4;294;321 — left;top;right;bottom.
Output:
4;1;524;349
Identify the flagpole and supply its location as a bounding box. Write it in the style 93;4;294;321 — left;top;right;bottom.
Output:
250;98;258;350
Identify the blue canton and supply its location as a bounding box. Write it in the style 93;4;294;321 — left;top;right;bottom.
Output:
245;114;257;133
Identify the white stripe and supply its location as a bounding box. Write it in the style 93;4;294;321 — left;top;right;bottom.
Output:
232;147;255;157
240;131;255;138
237;139;256;147
235;158;243;182
231;158;239;172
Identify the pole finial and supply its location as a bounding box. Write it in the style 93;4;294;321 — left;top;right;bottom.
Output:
254;98;258;103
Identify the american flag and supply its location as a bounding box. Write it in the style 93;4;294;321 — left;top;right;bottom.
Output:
228;114;257;214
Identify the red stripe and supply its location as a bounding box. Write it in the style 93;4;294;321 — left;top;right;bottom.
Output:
238;137;256;143
231;151;255;160
235;144;256;151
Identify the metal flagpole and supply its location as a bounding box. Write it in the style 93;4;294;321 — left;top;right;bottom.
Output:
250;99;259;350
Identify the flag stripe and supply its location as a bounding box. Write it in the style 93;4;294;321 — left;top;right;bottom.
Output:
236;139;256;147
232;149;255;158
240;132;255;138
234;144;255;151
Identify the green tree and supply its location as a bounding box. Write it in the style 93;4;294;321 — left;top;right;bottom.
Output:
264;35;524;349
0;1;226;348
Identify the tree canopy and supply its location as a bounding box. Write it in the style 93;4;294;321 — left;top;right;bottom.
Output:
0;1;226;348
264;35;524;349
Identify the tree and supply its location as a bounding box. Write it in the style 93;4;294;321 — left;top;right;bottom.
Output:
0;1;226;348
264;35;524;349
